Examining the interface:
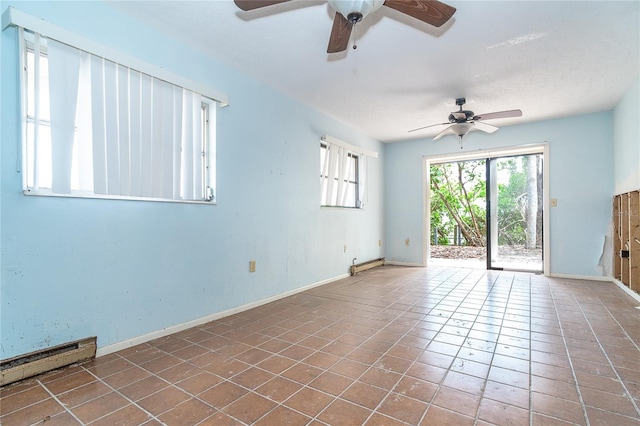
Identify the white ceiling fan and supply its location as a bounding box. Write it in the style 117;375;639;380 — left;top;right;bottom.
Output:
409;98;523;148
233;0;456;53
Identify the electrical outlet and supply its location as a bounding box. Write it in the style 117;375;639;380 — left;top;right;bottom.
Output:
551;198;558;207
378;239;382;247
249;260;256;273
344;245;348;253
405;238;410;246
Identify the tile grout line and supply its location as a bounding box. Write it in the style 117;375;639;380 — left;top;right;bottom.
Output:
179;273;452;425
0;382;52;420
159;284;418;425
303;266;476;425
80;362;168;425
547;278;591;426
410;268;505;426
576;300;640;418
6;267;640;425
36;378;86;425
468;271;519;425
528;273;534;426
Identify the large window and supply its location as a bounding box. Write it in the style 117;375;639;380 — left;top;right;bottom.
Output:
19;27;218;203
320;141;363;208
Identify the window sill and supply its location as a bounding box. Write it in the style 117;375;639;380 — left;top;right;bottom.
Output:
23;189;216;205
320;205;363;210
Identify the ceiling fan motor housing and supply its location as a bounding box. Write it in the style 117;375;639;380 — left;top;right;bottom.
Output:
327;0;385;21
448;110;475;123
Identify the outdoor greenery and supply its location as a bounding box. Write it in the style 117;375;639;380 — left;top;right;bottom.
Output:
430;155;542;248
430;160;487;246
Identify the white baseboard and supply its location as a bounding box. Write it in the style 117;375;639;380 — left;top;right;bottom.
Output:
612;278;640;304
384;261;424;267
96;273;350;357
548;273;612;282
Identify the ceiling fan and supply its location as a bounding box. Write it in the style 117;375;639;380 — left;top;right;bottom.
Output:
233;0;456;53
409;98;523;148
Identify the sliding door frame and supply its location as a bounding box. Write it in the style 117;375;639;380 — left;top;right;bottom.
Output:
423;143;550;275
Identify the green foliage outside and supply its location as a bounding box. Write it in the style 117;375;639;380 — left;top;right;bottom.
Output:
430;155;542;247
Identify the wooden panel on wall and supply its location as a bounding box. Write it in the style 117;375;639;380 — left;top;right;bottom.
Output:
630;190;640;292
621;193;630;286
614;195;622;280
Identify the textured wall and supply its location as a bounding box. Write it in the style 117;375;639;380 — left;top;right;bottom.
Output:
0;1;384;359
385;112;614;277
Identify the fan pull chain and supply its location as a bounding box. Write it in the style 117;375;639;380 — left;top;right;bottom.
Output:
352;22;358;49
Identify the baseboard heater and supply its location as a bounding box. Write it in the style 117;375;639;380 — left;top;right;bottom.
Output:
351;257;385;276
0;337;96;387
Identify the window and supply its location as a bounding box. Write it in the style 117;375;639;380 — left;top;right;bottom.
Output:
320;141;363;208
19;27;218;203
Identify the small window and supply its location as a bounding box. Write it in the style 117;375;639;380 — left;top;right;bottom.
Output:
320;142;362;208
20;29;216;203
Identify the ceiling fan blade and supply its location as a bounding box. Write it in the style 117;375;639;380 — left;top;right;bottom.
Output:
408;122;450;133
473;109;522;121
383;0;456;28
433;124;454;140
327;12;353;53
474;121;499;134
233;0;291;11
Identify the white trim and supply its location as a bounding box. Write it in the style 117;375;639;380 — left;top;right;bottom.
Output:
321;135;378;158
425;142;546;165
385;261;424;267
612;278;640;304
2;6;229;107
422;156;429;267
423;143;550;275
23;189;216;205
548;273;612;282
96;273;349;357
541;143;551;276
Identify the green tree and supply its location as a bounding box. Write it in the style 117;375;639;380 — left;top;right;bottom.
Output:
431;155;542;249
496;158;526;245
430;160;486;246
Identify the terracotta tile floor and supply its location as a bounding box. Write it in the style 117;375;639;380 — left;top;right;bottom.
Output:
3;266;640;425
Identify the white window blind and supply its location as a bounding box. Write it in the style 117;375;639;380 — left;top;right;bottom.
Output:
23;31;214;202
320;135;376;208
4;7;226;203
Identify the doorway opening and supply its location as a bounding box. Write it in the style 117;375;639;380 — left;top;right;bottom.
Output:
426;145;547;273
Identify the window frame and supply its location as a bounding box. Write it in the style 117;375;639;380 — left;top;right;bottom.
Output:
6;7;227;204
320;142;362;209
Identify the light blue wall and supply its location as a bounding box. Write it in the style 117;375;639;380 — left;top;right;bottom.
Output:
0;1;384;359
613;77;640;194
385;112;614;277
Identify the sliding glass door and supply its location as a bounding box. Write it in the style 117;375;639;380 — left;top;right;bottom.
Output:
487;154;543;271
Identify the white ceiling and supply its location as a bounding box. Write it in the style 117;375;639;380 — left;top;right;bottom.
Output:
108;0;640;143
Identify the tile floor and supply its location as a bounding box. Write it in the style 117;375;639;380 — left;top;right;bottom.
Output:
2;266;640;425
